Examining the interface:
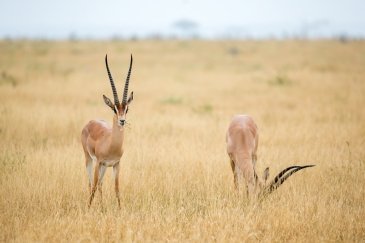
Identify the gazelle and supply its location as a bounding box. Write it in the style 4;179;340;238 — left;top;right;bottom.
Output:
81;54;134;208
226;115;314;200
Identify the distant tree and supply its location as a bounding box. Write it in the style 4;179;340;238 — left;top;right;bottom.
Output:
68;32;78;42
172;19;199;39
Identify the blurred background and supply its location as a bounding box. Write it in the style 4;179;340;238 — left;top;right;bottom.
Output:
1;0;364;40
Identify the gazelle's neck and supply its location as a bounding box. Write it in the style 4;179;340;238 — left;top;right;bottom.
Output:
111;115;124;147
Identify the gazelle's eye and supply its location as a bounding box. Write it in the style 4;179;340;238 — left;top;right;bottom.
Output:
126;107;129;114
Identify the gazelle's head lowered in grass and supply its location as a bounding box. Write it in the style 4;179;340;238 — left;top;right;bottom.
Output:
226;115;314;200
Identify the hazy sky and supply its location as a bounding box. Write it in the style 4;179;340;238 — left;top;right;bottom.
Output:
1;0;364;39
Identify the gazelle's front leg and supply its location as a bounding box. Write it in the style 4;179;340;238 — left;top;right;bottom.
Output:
88;162;100;208
113;162;121;209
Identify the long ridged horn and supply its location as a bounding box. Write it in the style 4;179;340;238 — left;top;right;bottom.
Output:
269;166;301;185
105;54;120;106
122;54;133;105
261;165;315;197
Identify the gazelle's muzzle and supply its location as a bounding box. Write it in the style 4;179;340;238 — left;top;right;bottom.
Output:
119;119;126;126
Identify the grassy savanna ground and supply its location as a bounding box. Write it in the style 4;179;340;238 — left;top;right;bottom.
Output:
1;39;365;242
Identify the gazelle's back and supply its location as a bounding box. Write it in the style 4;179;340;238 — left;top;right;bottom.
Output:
82;120;111;141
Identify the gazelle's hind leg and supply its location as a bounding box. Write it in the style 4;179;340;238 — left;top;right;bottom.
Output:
82;144;94;193
252;133;259;167
88;162;100;208
86;159;93;193
252;152;258;187
82;129;93;192
252;154;257;168
230;159;238;190
252;135;259;196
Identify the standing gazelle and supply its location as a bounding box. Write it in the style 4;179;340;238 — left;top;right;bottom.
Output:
81;54;134;208
226;115;314;200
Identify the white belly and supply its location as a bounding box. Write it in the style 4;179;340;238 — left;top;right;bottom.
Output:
101;159;120;167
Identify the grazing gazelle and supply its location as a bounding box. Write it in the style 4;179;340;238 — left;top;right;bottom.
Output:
226;115;314;200
81;54;134;208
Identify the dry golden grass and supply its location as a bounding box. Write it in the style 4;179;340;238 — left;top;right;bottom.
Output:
0;39;365;242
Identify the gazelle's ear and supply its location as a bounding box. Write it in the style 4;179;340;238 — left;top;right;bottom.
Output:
127;91;134;104
103;95;116;112
263;167;270;183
